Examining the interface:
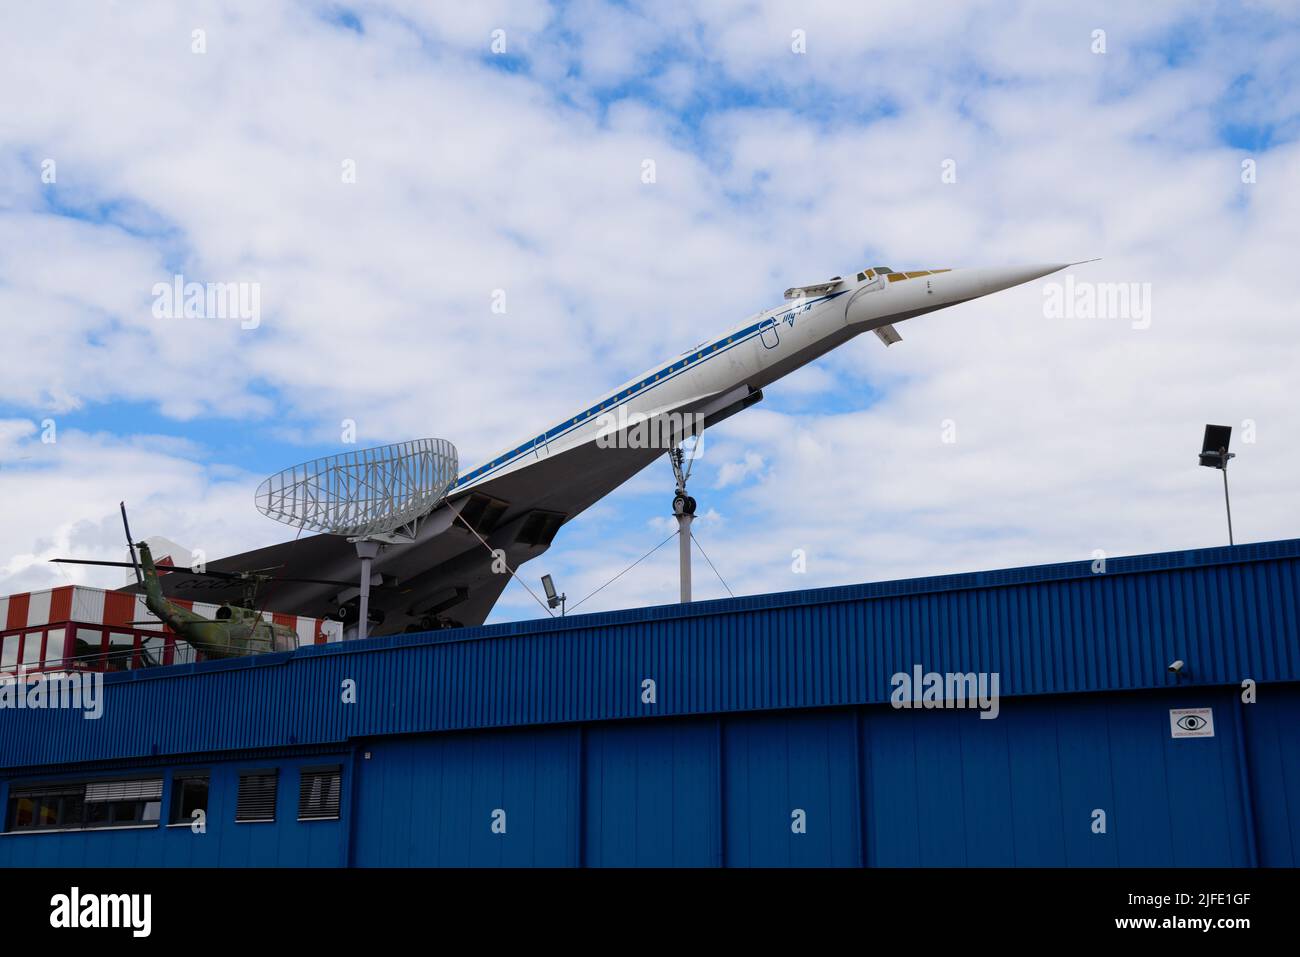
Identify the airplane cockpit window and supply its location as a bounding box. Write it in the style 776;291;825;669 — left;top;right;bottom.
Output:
872;265;893;274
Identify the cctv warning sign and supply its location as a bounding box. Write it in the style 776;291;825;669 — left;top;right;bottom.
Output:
1169;707;1215;738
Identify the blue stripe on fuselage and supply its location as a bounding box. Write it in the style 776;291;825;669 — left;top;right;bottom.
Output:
451;290;848;491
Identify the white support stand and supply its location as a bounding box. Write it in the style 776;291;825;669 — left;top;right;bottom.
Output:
670;446;698;605
354;539;381;641
677;510;693;603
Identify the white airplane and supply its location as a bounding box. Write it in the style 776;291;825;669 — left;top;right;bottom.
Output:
143;261;1072;632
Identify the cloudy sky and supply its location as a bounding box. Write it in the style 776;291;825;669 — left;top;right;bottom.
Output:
1;0;1297;624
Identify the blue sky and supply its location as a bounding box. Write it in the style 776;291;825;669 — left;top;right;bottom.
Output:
2;0;1298;623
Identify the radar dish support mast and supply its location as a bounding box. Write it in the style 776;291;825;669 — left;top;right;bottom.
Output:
256;438;459;641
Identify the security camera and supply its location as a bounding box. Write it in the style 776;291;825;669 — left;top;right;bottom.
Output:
1167;660;1185;674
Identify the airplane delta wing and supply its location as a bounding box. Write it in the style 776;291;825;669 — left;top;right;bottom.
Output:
132;381;761;633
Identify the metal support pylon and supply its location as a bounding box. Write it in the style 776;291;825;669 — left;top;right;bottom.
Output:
670;446;698;604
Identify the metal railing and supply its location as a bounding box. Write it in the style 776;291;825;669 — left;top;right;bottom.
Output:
0;620;306;677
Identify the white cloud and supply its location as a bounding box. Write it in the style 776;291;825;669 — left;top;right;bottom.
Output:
1;1;1297;624
714;450;765;489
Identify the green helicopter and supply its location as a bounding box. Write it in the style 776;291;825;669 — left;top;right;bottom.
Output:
53;503;353;661
131;538;298;658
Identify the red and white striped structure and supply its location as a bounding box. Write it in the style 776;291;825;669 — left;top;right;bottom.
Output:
0;585;342;644
0;584;342;676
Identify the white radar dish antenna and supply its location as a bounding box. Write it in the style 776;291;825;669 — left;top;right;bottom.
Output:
255;438;459;640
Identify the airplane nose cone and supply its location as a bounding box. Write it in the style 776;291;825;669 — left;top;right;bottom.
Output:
968;263;1072;296
924;262;1074;306
844;260;1093;328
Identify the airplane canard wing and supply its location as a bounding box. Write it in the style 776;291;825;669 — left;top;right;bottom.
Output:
127;384;762;634
783;277;843;300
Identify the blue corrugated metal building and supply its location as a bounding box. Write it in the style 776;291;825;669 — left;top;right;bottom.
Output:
1;539;1297;867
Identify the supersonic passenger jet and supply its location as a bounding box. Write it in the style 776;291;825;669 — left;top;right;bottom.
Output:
142;261;1073;632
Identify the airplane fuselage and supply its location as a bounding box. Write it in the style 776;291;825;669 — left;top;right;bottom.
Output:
452;262;1061;495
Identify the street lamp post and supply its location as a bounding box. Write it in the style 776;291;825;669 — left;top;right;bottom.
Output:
1197;424;1237;546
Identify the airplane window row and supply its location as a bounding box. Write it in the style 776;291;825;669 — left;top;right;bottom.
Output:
458;293;844;485
459;332;745;482
856;266;951;282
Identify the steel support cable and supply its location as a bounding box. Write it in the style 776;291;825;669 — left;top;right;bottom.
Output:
567;529;679;615
448;502;555;618
690;531;734;597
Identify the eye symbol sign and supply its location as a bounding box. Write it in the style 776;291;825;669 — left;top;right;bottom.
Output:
1170;708;1214;737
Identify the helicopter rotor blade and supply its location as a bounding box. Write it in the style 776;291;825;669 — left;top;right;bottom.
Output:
177;565;358;587
50;558;231;578
49;558;356;588
120;501;143;587
179;562;358;587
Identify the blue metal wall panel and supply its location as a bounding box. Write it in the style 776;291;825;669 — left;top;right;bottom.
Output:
1243;685;1300;866
956;710;1017;866
1001;705;1069;866
0;687;1291;867
349;727;578;867
859;689;1253;867
905;712;970;865
2;539;1297;772
1054;702;1122;866
582;719;719;867
722;710;860;867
